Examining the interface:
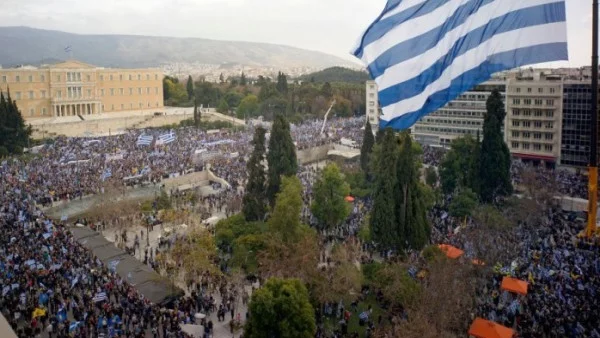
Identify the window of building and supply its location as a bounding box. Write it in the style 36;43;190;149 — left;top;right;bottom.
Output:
68;87;72;98
77;73;81;81
129;88;133;95
138;88;142;94
15;92;21;100
550;88;555;93
28;75;33;82
129;74;132;81
28;91;34;99
99;75;104;81
534;110;542;117
41;75;45;82
148;102;151;107
545;133;553;140
533;144;541;151
513;98;521;105
110;88;114;96
546;99;554;106
527;88;532;93
512;109;519;116
522;143;530;150
369;109;374;114
512;120;520;127
120;88;124;95
370;85;375;90
87;74;91;81
535;99;543;105
29;108;34;116
1;76;6;83
155;74;158;80
534;121;542;128
119;75;123;81
545;122;554;129
523;132;530;138
87;89;92;97
15;75;20;83
146;74;150;80
139;102;143;108
111;104;115;110
524;99;531;105
146;87;150;94
538;88;543;93
121;104;124;110
101;89;105;96
369;93;375;98
516;87;521;93
523;121;531;128
56;90;62;98
156;102;159;107
511;142;519;148
137;74;141;80
110;75;113;81
544;144;553;152
546;111;554;118
130;103;133;109
67;73;71;82
512;131;519;138
42;108;46;116
41;90;46;98
534;133;542;139
523;110;531;116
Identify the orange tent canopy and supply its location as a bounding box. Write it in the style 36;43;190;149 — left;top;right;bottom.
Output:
501;276;529;295
468;318;514;338
438;244;464;259
344;196;355;202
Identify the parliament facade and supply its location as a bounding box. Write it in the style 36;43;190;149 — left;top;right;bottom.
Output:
0;60;163;119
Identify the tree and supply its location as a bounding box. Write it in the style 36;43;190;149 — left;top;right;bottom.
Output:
479;89;512;202
439;135;479;195
360;120;375;175
193;98;201;127
219;73;225;84
240;72;247;86
217;98;230;114
424;166;438;187
237;94;259;119
186;75;194;100
370;128;399;250
395;132;429;250
243;127;268;222
268;176;303;242
259;83;279;102
321;82;333;98
448;189;478;218
372;263;421;311
266;115;298;205
0;90;31;155
170;229;222;285
276;72;288;94
311;163;351;231
244;278;316;338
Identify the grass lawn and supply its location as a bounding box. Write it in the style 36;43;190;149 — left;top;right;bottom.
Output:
323;293;388;337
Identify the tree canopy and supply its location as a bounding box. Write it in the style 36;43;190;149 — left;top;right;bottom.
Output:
0;91;31;156
243;127;268;222
266;115;298;205
311;163;351;230
360;120;375;175
244;278;316;338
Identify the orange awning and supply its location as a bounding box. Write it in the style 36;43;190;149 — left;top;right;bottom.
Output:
468;318;514;338
501;276;529;295
344;196;355;202
437;244;464;259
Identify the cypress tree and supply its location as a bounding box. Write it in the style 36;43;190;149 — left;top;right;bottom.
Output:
479;89;512;203
0;93;7;154
193;98;200;127
3;89;30;154
267;115;298;206
360;121;375;175
243;127;268;222
186;75;194;100
370;128;398;251
240;72;247;86
276;72;288;94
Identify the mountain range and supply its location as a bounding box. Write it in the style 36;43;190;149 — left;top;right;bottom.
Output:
0;26;358;69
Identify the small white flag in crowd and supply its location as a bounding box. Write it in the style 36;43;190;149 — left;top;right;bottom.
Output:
352;0;568;130
156;131;176;146
136;134;154;146
100;168;112;181
92;291;108;303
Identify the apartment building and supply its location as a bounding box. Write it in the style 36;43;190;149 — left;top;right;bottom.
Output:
504;73;563;165
365;80;379;129
411;81;506;148
0;60;163;119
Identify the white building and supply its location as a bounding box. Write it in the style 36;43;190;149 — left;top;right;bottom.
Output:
365;80;379;130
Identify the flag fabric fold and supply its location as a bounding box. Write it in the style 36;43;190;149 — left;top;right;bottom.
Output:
156;131;176;145
136;134;154;146
352;0;568;130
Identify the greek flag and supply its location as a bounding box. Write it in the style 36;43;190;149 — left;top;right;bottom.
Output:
137;134;153;146
64;45;72;53
101;168;112;181
352;0;568;130
93;291;108;303
156;131;176;145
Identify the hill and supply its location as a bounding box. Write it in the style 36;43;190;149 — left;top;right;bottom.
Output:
0;26;356;69
299;67;370;83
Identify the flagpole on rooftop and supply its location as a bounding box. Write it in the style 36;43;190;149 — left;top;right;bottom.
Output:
586;0;599;238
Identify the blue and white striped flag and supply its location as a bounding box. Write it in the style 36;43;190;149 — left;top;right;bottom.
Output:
92;291;108;303
101;168;112;181
353;0;568;130
137;134;154;146
156;131;176;145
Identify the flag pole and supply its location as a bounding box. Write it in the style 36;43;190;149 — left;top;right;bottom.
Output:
586;0;599;238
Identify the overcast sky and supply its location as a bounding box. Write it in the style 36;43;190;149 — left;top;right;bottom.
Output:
0;0;593;67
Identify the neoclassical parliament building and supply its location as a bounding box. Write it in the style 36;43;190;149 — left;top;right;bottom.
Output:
0;60;164;120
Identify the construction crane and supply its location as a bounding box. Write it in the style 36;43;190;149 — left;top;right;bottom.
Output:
320;100;336;137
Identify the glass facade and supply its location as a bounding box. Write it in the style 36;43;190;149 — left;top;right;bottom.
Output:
561;83;592;167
